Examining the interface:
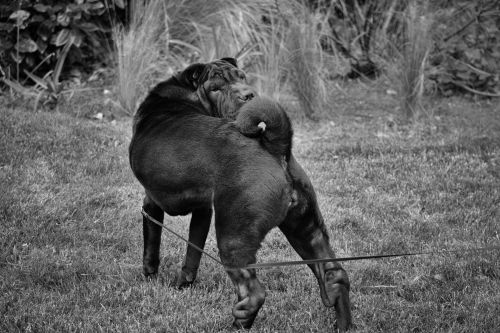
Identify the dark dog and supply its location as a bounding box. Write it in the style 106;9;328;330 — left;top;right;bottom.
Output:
129;58;352;330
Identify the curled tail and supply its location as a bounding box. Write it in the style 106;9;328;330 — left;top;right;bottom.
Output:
234;97;293;163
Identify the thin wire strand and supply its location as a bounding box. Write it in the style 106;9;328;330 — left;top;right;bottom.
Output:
141;210;500;271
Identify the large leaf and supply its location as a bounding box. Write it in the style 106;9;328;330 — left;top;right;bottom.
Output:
66;4;83;15
33;4;49;13
31;15;45;23
90;2;105;10
53;35;75;85
1;77;39;97
114;0;126;9
9;10;30;27
71;30;83;48
52;4;64;13
24;70;48;90
51;28;71;46
15;37;38;53
77;21;100;32
89;1;106;16
57;12;70;27
36;38;48;54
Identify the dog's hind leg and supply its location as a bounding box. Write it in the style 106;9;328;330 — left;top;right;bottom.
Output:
215;215;268;329
280;215;352;331
142;195;164;277
225;267;266;330
280;156;352;331
176;207;213;288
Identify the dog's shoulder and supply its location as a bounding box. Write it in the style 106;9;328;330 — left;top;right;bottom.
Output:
132;77;204;134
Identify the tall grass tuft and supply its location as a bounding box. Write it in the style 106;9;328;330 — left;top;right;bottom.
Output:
163;1;275;64
285;4;329;119
113;0;167;115
112;0;335;118
246;11;289;99
397;1;432;120
113;0;280;115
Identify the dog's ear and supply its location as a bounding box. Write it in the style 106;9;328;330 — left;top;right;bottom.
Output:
176;63;206;89
220;57;238;68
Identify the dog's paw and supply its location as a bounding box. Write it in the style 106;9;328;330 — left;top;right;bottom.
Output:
174;269;196;289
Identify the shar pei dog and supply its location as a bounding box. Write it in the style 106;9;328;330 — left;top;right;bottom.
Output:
129;58;352;330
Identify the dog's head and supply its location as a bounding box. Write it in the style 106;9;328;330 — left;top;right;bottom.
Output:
175;58;256;118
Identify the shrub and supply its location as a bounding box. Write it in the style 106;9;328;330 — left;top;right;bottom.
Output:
428;0;500;96
0;0;123;81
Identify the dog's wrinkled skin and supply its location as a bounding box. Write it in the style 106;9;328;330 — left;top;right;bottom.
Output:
129;58;352;330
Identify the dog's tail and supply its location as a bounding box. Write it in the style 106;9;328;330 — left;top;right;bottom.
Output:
235;97;293;162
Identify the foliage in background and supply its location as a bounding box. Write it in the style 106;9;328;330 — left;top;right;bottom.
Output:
0;0;124;81
111;0;282;114
390;1;432;119
310;0;500;97
2;0;500;117
310;0;404;79
162;0;271;65
2;36;75;111
113;0;166;115
428;0;500;97
284;4;329;119
246;11;289;100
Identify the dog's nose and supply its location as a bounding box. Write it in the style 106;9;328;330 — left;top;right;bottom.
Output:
243;92;254;101
239;88;255;101
233;83;256;102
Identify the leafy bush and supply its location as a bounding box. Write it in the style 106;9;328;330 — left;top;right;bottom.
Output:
428;0;500;96
308;0;500;97
0;0;124;81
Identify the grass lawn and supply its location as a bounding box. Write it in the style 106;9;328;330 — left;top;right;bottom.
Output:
1;88;499;332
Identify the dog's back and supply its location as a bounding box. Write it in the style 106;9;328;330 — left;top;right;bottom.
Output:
234;97;293;163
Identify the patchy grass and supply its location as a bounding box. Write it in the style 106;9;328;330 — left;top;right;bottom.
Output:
1;91;499;332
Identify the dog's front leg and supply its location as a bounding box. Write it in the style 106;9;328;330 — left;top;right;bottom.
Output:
142;195;164;277
176;207;212;288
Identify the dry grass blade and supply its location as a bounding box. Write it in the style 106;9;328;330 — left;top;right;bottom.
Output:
398;1;432;119
113;0;166;115
286;4;328;119
113;0;279;115
247;12;289;99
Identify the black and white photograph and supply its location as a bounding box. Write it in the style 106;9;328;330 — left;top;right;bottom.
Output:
1;0;499;332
